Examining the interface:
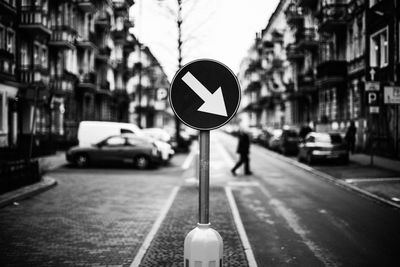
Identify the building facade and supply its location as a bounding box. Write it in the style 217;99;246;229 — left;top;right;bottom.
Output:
239;0;400;157
0;0;141;158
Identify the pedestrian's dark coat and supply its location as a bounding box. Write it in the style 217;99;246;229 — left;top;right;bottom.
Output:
236;132;250;155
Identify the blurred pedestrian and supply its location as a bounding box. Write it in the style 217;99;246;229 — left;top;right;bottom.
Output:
231;128;252;176
345;121;357;154
299;124;313;141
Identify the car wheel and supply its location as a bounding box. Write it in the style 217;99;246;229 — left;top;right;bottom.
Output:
75;154;89;167
135;155;150;169
306;153;313;165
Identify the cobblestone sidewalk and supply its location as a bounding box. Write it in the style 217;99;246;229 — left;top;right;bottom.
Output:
139;186;249;267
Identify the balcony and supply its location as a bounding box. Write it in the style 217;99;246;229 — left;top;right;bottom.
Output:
296;28;318;50
95;11;111;30
19;7;52;36
316;60;347;86
77;72;97;92
286;43;303;61
77;0;96;13
19;64;49;85
298;73;316;92
318;0;348;33
76;32;97;49
49;27;75;49
0;0;17;15
95;47;111;64
285;2;304;27
50;73;76;96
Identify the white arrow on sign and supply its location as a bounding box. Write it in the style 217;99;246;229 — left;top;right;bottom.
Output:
181;72;227;117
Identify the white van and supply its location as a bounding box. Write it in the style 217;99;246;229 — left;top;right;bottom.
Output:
77;121;174;161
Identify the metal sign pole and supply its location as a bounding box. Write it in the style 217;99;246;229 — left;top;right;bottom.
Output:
199;130;210;224
184;130;223;267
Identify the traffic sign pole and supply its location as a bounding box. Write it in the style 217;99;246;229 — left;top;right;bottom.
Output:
199;130;210;224
170;59;240;267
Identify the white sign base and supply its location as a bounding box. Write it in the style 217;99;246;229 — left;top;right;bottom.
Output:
184;223;223;267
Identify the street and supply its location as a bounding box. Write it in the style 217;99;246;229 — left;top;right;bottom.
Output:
1;131;400;266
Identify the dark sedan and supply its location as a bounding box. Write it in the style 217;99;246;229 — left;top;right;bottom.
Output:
298;132;349;165
66;135;162;169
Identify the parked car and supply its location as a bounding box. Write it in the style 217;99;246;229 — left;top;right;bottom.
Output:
268;129;283;151
248;126;263;143
279;129;299;155
298;132;349;165
66;134;163;169
141;128;175;162
77;121;173;162
258;128;273;148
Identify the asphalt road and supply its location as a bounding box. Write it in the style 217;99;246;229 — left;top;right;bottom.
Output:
217;131;400;267
0;154;188;267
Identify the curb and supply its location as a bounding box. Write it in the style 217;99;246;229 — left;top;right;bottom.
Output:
0;176;57;208
255;145;400;210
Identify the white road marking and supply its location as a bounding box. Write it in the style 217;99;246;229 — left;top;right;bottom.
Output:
257;185;339;267
345;177;400;183
181;149;198;170
214;136;236;166
130;186;180;267
225;187;258;267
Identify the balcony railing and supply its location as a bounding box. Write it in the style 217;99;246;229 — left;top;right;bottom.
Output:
19;64;49;85
19;8;52;36
316;60;347;85
95;11;111;29
319;0;348;33
49;28;75;49
75;72;97;93
50;74;74;95
296;28;318;50
298;72;315;91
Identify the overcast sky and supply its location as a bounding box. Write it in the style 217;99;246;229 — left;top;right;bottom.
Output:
130;0;280;81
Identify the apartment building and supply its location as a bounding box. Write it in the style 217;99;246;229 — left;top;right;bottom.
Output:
240;0;400;156
0;0;140;157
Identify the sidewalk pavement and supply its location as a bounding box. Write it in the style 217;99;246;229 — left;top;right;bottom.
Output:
350;153;400;174
36;150;68;174
0;151;66;208
137;185;249;267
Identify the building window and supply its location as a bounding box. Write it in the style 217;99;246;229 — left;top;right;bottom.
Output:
6;30;15;54
0;26;4;50
20;42;29;66
370;27;388;68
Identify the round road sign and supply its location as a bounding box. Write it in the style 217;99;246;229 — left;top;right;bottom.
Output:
169;59;241;130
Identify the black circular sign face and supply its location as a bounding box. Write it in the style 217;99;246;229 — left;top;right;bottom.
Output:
169;59;241;130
